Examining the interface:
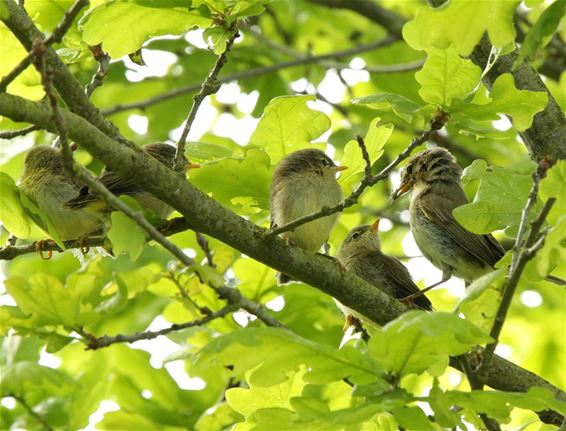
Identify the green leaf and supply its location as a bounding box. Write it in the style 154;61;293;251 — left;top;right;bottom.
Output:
339;118;394;193
195;327;384;387
0;361;75;398
0;172;31;237
456;269;505;333
539;160;566;225
189;149;271;212
249;95;331;164
403;0;520;56
535;215;566;280
353;93;426;126
107;197;147;261
415;45;482;107
453;159;536;236
203;26;232;54
515;0;566;67
232;257;276;302
185;140;240;163
391;406;435;431
368;311;492;377
95;273;130;315
226;368;306;416
5;274;90;328
454;74;548;131
80;0;213;58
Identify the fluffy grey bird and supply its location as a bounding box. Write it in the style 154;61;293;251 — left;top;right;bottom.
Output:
392;147;504;289
270;148;347;284
66;143;199;219
19;145;107;244
336;219;433;328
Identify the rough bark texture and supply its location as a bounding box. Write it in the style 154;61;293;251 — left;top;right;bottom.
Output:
0;93;564;416
310;0;566;162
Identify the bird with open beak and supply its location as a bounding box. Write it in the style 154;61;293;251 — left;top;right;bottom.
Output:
270;148;347;284
336;218;433;330
391;147;504;297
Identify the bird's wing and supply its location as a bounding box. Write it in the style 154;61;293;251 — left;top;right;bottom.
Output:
417;189;504;267
65;170;142;209
371;252;433;310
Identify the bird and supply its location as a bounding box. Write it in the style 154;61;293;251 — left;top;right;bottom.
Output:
65;143;199;219
391;147;505;296
269;148;347;284
336;219;433;329
18;145;108;257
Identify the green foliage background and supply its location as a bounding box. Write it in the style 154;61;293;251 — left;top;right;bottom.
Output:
0;0;565;430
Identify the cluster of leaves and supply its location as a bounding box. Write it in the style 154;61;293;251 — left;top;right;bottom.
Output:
0;0;565;430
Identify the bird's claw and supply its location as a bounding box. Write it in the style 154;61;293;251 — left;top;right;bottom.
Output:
35;239;55;260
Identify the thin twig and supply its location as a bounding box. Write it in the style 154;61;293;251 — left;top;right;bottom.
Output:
84;306;236;349
196;232;215;267
247;25;424;75
266;112;448;239
476;158;556;382
0;0;88;92
0;217;192;260
11;394;53;431
174;27;239;170
102;36;397;116
0;124;41;138
85;44;110;97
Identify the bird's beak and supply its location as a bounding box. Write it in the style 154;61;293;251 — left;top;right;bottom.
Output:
333;165;348;172
185;163;201;171
369;218;380;234
391;181;412;200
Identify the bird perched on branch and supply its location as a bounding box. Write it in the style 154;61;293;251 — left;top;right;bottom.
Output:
270;149;347;284
66;143;199;219
391;147;504;296
19;145;107;255
336;219;433;329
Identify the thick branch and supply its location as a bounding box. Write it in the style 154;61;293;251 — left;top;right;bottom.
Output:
1;94;564;417
313;0;566;162
1;0;132;147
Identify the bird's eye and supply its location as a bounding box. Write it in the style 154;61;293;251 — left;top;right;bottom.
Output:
320;158;330;167
351;232;361;240
405;165;413;175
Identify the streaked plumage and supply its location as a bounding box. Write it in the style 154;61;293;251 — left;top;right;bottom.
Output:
392;147;504;284
270;149;346;284
66;143;194;219
19;146;107;241
336;221;433;316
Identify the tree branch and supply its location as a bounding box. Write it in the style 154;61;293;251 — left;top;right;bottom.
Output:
0;0;133;147
313;0;566;162
1;94;563;420
0;0;88;92
477;159;556;381
101;37;397;116
0;217;192;260
0;124;40;138
174;28;239;170
266;112;447;238
11;394;53;431
83;306;236;350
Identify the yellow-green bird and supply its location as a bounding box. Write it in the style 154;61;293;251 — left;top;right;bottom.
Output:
19;145;107;245
65;143;199;219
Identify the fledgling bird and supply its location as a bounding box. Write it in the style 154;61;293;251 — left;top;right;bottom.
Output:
391;147;504;291
270;149;347;284
66;143;199;219
18;145;108;247
336;219;433;328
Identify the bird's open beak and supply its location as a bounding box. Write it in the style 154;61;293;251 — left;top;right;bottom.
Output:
391;181;412;200
185;163;201;171
333;165;348;172
369;218;380;234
